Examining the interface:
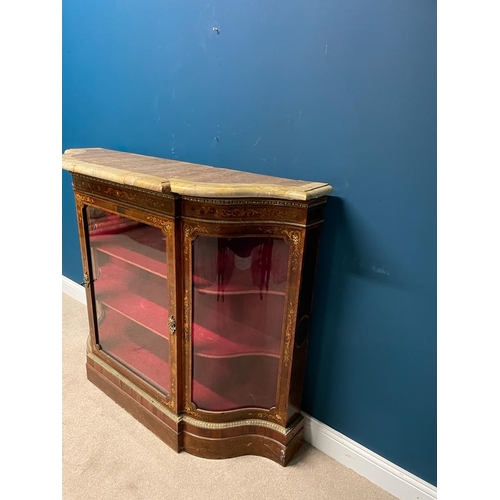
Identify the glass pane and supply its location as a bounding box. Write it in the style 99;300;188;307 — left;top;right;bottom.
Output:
192;236;289;411
86;207;170;395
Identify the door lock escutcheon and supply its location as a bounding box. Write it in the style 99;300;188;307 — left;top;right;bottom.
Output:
168;315;176;335
81;272;91;288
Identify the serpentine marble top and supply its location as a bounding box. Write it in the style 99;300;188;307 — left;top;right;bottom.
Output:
63;148;333;201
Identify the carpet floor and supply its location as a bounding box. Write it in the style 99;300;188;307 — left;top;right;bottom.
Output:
62;292;397;500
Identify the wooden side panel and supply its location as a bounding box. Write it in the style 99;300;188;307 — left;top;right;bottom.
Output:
287;204;326;423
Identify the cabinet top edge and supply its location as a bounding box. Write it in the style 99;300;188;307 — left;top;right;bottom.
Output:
63;148;333;201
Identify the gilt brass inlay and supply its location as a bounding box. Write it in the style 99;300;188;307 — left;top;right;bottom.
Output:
183;415;291;435
183;291;190;341
284;303;295;364
257;227;302;271
184;197;308;208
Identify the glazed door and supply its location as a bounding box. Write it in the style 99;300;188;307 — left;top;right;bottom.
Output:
183;222;304;424
76;196;178;409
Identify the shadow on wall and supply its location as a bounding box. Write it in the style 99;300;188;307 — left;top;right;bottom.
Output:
302;195;411;417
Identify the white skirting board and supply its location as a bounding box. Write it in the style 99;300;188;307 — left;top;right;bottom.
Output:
62;275;87;304
62;275;437;500
302;413;436;500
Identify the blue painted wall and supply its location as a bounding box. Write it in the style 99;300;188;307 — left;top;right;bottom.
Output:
62;0;436;485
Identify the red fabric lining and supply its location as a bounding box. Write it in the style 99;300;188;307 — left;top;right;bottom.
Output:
88;213;142;235
192;300;282;357
98;308;170;393
92;239;167;277
86;212;286;410
192;355;279;411
93;260;169;338
193;237;290;297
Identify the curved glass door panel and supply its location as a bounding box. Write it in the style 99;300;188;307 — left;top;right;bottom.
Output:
192;236;290;411
86;207;170;395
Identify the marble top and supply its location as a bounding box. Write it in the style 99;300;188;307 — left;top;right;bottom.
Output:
62;148;333;201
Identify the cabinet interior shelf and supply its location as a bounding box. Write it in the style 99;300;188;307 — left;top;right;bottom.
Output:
193;355;279;410
98;308;170;395
193;266;286;297
192;378;276;412
94;261;170;340
91;227;167;278
193;315;281;359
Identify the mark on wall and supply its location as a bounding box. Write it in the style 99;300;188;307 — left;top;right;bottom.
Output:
171;132;178;158
371;266;390;276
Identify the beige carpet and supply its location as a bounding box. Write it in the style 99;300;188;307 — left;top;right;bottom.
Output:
62;292;397;500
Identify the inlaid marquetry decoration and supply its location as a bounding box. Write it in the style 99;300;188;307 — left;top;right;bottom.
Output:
146;215;171;230
75;192;95;205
